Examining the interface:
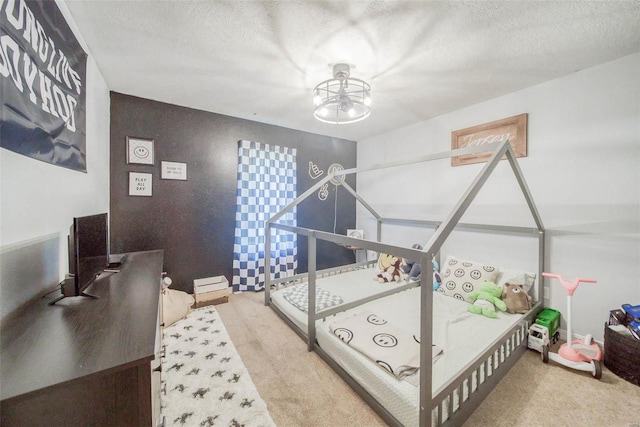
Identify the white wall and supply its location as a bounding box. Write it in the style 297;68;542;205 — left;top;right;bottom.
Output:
0;1;110;290
356;53;640;342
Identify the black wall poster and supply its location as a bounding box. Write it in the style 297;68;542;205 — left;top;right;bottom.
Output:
1;0;87;172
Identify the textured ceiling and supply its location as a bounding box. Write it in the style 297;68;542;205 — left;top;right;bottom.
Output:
64;0;640;141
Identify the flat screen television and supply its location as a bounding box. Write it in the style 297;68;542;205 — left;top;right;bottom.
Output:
52;213;109;304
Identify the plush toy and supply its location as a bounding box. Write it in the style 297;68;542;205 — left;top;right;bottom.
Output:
432;257;442;291
467;280;507;318
400;243;423;282
501;283;532;314
374;254;403;283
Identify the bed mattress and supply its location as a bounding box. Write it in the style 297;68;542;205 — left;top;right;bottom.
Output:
272;274;523;426
270;267;407;332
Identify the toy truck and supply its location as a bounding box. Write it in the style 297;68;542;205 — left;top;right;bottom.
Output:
528;323;551;353
535;308;561;344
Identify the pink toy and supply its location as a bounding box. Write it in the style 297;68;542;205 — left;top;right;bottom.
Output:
540;272;602;379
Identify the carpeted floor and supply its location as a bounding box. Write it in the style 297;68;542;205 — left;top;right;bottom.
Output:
217;292;640;427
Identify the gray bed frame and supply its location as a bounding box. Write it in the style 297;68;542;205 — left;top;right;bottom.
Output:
264;140;545;426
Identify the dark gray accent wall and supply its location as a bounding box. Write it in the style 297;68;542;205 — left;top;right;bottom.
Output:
110;93;357;293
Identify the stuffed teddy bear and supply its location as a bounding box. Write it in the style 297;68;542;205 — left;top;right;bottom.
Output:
467;280;507;318
501;283;532;314
374;254;403;283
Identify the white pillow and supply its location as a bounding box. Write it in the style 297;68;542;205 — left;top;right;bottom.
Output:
495;268;536;292
162;288;195;327
437;256;499;303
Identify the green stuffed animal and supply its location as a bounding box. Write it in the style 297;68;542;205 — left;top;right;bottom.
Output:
467;280;507;318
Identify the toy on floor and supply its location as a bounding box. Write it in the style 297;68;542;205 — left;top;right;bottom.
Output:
539;272;602;379
528;308;562;350
535;308;561;344
527;323;551;352
467;280;507;318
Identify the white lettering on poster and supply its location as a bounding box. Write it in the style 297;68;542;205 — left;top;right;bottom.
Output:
1;0;84;131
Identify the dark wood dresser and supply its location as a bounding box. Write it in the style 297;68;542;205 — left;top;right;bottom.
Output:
1;250;164;426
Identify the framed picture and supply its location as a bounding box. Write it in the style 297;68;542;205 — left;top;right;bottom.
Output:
161;161;188;180
126;136;155;165
129;172;152;196
347;229;364;239
451;113;527;166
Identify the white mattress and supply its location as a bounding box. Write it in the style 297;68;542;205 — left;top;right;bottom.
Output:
271;274;523;426
270;267;408;332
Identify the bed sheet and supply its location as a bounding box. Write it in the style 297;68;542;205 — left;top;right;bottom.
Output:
270;267;407;332
315;289;523;426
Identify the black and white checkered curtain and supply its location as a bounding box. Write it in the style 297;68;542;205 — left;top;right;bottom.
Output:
232;140;297;291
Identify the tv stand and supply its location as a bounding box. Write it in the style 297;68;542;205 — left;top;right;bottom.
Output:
1;250;164;426
47;277;99;306
47;291;99;306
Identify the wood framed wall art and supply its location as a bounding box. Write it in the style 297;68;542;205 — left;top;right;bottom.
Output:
451;113;527;166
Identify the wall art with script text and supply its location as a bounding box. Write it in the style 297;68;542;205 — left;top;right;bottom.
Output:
451;114;527;167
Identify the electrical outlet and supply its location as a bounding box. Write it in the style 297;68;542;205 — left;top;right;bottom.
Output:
367;250;377;261
544;286;549;300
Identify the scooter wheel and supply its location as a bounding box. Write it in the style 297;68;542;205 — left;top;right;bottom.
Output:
541;345;549;363
591;360;602;380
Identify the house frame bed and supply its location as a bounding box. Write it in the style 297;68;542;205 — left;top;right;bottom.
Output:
264;140;545;426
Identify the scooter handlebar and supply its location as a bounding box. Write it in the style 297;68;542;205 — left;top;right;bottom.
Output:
542;272;597;296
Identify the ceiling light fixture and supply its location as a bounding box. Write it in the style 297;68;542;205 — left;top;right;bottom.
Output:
312;63;371;124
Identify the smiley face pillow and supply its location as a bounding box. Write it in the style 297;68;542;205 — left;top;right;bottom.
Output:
436;256;499;303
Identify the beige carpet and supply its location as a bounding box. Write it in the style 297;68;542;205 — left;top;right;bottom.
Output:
216;292;640;426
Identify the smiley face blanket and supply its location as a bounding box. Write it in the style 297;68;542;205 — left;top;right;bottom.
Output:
329;310;443;381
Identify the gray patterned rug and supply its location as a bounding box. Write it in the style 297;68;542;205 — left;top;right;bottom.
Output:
161;306;275;427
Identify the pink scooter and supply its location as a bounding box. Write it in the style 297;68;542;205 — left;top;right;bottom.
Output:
540;272;602;379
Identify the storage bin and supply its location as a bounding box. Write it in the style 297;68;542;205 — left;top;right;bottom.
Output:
604;323;640;387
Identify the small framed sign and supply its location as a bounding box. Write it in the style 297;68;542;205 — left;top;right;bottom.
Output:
129;172;152;196
451;113;527;166
161;161;187;180
126;137;155;165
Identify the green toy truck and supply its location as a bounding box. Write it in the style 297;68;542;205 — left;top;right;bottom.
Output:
535;308;561;344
